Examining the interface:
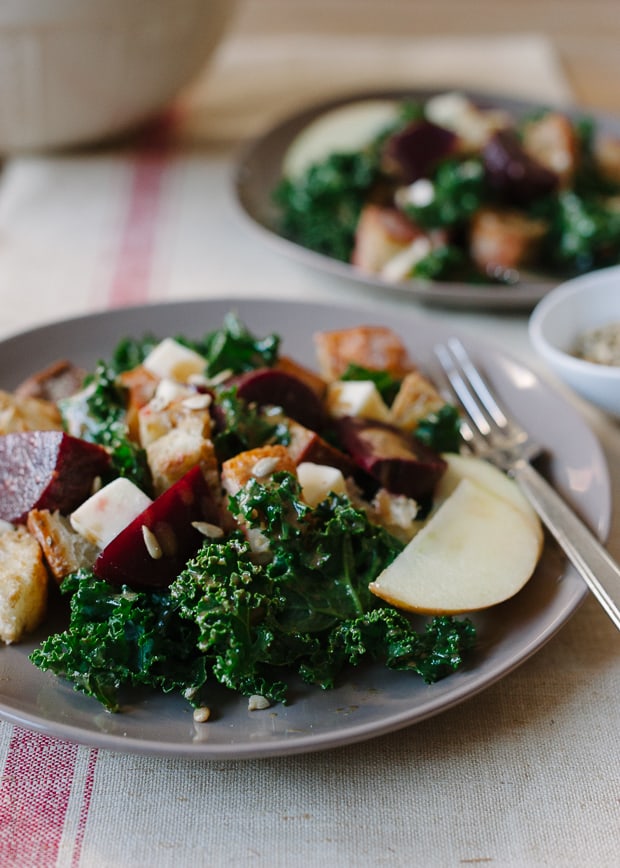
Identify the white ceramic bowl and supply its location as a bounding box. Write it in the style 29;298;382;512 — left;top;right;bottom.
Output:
0;0;238;153
529;265;620;417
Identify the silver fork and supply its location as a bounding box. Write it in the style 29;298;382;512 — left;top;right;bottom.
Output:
435;336;620;632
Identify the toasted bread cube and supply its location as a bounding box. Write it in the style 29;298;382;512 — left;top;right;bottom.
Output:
390;371;446;433
470;207;548;273
146;423;219;496
0;526;48;644
0;390;62;435
522;112;580;187
15;359;85;403
314;325;414;381
351;204;421;274
117;365;160;442
594;135;620;185
27;509;99;582
138;384;212;447
221;445;296;497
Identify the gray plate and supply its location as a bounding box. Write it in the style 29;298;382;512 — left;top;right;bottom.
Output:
234;88;620;310
0;298;611;758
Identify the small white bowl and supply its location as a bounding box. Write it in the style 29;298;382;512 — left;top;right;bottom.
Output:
529;265;620;417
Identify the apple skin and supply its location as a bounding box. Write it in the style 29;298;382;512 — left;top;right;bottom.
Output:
369;456;543;615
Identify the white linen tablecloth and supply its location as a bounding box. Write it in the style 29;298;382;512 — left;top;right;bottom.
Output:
0;31;618;868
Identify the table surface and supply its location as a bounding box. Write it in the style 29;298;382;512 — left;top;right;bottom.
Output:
0;4;619;867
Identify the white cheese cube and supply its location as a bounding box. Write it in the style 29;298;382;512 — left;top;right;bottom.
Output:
70;478;152;549
297;462;346;507
142;338;206;382
326;380;390;422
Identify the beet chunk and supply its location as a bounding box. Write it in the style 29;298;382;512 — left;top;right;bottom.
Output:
0;431;111;524
335;416;446;500
483;129;557;205
93;465;221;589
231;368;327;431
382;120;458;184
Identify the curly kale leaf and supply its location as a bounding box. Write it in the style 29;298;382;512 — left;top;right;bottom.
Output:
192;311;280;377
59;362;152;492
31;475;477;710
414;404;462;453
30;571;207;712
211;387;291;462
404;157;487;229
274;150;383;262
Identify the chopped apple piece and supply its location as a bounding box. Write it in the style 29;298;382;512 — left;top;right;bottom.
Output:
369;475;542;614
326;380;391;422
282;99;400;179
297;462;346;507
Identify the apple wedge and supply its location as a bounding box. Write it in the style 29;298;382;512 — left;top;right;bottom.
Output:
369;472;543;614
282;99;400;179
434;453;541;531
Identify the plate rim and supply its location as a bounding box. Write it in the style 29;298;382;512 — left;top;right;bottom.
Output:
0;296;610;758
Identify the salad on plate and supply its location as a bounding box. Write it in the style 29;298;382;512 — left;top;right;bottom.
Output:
0;313;543;719
273;91;620;289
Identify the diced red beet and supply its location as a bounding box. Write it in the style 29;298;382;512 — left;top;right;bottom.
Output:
287;420;356;477
382;120;458;183
0;431;111;524
93;465;221;589
335;416;446;500
229;368;327;432
482;129;557;205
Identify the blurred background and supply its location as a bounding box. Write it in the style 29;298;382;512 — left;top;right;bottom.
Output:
236;0;620;112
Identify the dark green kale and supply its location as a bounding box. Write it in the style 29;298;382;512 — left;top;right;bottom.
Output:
414;404;462;454
108;334;161;375
536;190;620;274
31;474;476;711
340;363;402;406
30;570;207;712
211;387;290;462
273;149;383;262
59;362;152;492
191;311;280;377
410;245;469;282
403;157;487;229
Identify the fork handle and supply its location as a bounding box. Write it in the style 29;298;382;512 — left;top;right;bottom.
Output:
512;461;620;631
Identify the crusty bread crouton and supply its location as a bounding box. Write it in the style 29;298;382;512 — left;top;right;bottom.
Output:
138;388;213;447
117;365;160;442
351;204;421;275
0;390;62;435
26;509;99;583
0;526;48;644
221;445;296;497
522;112;580;187
15;359;85;402
470;207;548;274
146;422;219;497
389;370;446;433
594;135;620;185
314;325;414;381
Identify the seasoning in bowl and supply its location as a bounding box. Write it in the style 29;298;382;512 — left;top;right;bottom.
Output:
574;321;620;366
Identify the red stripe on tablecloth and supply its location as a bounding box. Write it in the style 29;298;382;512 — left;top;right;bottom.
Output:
0;728;79;866
0;110;178;865
106;109;179;308
71;748;99;868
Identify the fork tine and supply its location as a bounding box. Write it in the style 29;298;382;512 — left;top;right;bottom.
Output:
434;341;493;441
445;337;510;430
